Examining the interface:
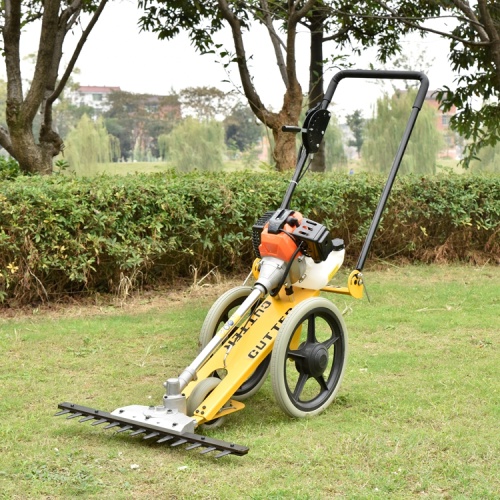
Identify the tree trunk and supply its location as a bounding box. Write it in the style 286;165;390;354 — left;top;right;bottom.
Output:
271;80;303;171
5;98;63;174
0;0;106;175
309;9;326;173
217;0;314;171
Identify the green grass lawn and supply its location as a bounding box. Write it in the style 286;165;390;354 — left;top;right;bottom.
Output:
74;158;263;176
0;264;498;498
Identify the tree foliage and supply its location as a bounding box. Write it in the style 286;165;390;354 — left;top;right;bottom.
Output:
471;143;500;173
0;0;109;174
63;114;119;175
362;89;443;174
159;117;225;172
346;109;364;157
223;102;263;152
103;90;181;160
323;114;346;171
180;86;234;121
366;1;500;168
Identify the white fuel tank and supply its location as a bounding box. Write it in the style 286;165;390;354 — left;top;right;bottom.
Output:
292;249;345;290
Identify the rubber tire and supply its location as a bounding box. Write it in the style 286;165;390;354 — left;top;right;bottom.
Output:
199;286;270;401
270;297;348;418
186;377;227;430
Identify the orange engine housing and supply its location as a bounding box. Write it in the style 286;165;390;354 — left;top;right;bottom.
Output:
258;211;303;262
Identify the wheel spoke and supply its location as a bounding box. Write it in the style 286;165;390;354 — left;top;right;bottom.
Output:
286;347;306;361
292;372;309;399
321;334;339;350
314;374;329;394
307;315;316;343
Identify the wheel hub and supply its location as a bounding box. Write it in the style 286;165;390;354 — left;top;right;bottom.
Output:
295;343;329;378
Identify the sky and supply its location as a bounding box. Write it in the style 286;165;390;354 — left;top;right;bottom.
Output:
13;0;458;120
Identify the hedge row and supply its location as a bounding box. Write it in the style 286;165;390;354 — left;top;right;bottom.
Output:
0;170;498;304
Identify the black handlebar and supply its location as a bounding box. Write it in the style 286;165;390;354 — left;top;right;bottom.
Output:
321;69;429;111
280;69;430;273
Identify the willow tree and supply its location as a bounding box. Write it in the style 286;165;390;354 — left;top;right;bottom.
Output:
362;89;443;175
160;118;225;172
63;114;119;175
323;114;346;171
0;0;108;174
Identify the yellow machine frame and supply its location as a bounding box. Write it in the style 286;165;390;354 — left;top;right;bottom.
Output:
185;267;364;426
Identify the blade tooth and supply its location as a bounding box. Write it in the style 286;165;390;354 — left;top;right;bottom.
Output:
129;428;147;437
91;418;109;426
185;443;202;451
170;438;188;447
199;446;217;455
156;435;174;444
115;425;134;434
79;416;96;423
214;450;232;458
54;409;72;417
66;412;83;419
143;432;160;440
103;422;121;430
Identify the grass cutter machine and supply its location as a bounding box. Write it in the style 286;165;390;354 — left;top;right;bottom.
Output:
56;70;429;457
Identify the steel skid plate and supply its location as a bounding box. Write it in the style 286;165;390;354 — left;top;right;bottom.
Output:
55;402;249;457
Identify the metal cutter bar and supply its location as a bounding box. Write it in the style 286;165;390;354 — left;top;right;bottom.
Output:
55;402;249;458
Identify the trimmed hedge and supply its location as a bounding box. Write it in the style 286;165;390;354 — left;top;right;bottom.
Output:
0;170;498;303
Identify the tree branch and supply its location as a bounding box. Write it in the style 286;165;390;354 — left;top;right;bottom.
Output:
259;0;288;86
48;0;109;106
322;27;350;43
23;0;61;123
217;0;274;126
371;1;491;47
45;0;83;104
0;126;14;155
291;0;317;23
3;0;23;103
451;0;489;42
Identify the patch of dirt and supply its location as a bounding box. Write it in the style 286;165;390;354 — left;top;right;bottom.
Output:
0;274;249;321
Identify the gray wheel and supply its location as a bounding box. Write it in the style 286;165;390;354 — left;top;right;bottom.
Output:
199;286;270;401
186;377;227;430
270;297;348;418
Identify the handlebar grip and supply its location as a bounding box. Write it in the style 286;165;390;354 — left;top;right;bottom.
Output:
282;125;303;133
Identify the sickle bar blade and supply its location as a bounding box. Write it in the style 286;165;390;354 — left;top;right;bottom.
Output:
55;402;249;457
